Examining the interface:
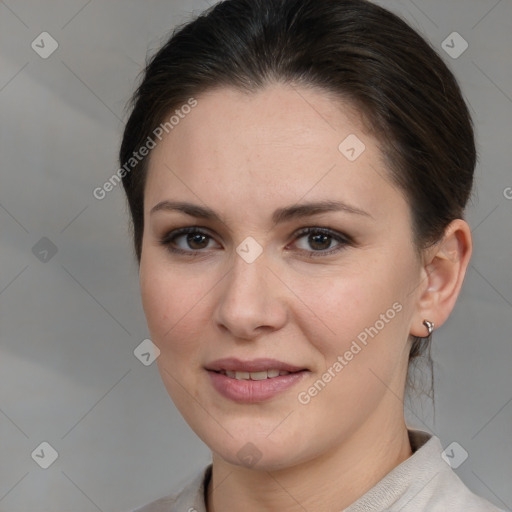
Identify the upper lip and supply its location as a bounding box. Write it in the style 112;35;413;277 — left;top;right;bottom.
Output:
205;358;306;373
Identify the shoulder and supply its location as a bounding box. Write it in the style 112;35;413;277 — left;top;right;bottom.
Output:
346;429;504;512
132;495;177;512
390;430;503;512
131;465;211;512
415;470;504;512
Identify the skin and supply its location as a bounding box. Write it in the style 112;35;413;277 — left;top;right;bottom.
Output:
138;83;472;511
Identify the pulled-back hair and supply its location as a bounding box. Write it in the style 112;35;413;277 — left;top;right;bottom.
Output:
119;0;476;381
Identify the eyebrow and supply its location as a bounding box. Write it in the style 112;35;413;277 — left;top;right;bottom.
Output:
150;199;373;225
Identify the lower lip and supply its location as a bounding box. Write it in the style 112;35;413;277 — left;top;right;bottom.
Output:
207;370;308;403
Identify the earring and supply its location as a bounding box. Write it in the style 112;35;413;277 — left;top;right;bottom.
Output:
423;319;434;336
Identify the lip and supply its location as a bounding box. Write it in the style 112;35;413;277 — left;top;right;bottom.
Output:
205;357;306;373
205;358;309;403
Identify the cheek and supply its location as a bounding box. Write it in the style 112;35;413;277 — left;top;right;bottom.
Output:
139;256;214;411
291;255;415;383
292;277;410;422
139;256;212;359
290;266;399;345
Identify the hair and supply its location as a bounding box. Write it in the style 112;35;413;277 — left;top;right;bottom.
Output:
119;0;476;394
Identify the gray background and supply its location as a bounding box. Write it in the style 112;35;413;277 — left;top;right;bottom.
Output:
0;0;511;511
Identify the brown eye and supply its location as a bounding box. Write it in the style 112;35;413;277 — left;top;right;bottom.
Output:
306;232;334;251
291;227;351;258
159;227;220;255
184;232;210;250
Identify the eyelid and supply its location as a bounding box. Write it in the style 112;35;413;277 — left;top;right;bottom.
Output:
292;226;352;244
159;226;221;252
289;226;352;257
159;225;352;257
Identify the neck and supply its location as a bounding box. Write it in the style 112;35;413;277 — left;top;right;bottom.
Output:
206;413;412;512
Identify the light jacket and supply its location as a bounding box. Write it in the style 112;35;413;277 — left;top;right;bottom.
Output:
132;429;504;512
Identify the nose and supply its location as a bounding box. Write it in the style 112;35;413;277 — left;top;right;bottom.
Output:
213;250;288;341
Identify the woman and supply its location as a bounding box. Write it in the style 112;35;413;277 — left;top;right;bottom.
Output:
120;0;503;510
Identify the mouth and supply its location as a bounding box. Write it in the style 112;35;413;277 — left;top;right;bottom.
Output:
205;357;307;375
212;369;297;380
205;358;309;403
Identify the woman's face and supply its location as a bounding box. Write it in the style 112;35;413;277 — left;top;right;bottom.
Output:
139;84;426;470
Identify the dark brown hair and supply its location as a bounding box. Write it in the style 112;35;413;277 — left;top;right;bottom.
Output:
119;0;476;384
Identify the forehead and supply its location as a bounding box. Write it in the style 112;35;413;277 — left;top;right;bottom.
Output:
151;84;369;163
144;83;404;224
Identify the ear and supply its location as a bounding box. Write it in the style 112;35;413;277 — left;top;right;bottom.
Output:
410;219;472;338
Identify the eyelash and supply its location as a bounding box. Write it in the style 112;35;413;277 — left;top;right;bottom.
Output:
159;226;352;259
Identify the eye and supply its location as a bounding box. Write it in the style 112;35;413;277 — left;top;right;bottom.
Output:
159;227;220;256
159;226;352;258
289;227;351;258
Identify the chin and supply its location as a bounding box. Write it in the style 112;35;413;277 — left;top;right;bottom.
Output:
208;431;311;472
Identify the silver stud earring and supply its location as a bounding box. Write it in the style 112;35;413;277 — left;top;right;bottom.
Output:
423;319;434;336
